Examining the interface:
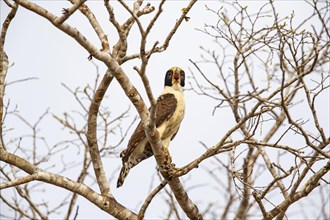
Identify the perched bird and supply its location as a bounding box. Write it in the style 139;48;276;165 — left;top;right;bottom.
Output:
117;67;185;188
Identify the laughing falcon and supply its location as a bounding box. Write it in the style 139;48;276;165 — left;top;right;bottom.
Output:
117;67;185;187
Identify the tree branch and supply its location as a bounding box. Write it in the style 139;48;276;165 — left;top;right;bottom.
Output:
267;160;330;219
0;147;137;219
86;70;114;196
0;2;18;145
138;180;167;219
54;0;86;25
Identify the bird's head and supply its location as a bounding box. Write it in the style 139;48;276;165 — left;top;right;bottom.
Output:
164;67;185;90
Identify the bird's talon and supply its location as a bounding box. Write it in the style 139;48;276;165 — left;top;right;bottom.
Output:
167;164;181;178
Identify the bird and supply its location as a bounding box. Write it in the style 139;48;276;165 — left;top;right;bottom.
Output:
117;67;185;188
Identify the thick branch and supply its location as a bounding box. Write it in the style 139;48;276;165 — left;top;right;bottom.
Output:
69;0;110;53
0;173;38;189
145;120;203;220
15;0;110;62
86;70;114;196
0;2;18;143
0;147;137;219
54;0;86;25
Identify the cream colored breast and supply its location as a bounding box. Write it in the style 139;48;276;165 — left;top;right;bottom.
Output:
157;87;185;144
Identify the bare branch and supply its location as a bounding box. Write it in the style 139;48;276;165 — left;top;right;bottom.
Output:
0;148;137;219
0;2;18;143
54;0;86;25
86;70;114;196
267;160;330;219
138;180;167;219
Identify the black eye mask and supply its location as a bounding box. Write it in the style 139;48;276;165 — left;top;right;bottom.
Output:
164;69;185;87
164;70;173;87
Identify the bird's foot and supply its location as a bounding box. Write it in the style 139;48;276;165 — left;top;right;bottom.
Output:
167;163;182;179
158;163;183;179
157;146;183;179
160;147;173;169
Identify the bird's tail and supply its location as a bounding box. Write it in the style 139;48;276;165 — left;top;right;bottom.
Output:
117;147;153;187
117;163;130;188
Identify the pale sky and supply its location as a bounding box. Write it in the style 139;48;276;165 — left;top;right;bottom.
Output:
1;1;329;219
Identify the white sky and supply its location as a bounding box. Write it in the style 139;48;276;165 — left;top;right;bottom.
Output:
1;0;329;219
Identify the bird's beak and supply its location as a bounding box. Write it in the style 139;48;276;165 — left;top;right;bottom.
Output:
173;72;180;81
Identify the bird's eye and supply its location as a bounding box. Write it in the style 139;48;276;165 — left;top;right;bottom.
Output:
180;70;185;76
166;70;173;77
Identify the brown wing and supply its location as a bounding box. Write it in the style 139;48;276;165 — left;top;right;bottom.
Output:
154;93;177;127
120;93;177;163
120;120;145;163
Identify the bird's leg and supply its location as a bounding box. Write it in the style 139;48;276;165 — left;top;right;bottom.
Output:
159;145;172;171
160;146;181;179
